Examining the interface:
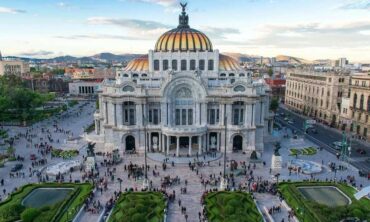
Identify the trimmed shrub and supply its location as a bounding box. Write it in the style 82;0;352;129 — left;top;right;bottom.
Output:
21;208;41;222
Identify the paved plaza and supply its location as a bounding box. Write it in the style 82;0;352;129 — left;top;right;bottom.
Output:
0;102;369;222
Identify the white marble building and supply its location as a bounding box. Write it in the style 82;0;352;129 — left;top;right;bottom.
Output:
93;6;272;156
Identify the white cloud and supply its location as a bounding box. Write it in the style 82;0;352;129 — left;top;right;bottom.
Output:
0;6;26;14
130;0;178;8
19;50;54;57
339;0;370;10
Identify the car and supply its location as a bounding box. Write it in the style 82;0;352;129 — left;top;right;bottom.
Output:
332;141;343;150
288;120;294;124
30;154;37;161
11;163;23;172
310;128;318;134
356;148;366;155
284;117;289;121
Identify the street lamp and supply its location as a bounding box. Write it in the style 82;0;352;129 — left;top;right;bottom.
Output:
142;109;149;190
117;177;122;192
220;116;228;190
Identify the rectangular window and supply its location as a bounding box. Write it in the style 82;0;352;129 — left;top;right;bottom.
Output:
149;110;152;123
163;60;169;71
175;109;180;125
199;60;205;70
124;110;128;122
208;60;214;71
240;109;244;123
153;109;159;125
181;60;187;71
233;109;239;125
129;109;135;125
172;60;178;71
210;109;215;125
216;109;219;123
154;60;160;71
182;109;187;125
188;109;193;125
190;60;196;71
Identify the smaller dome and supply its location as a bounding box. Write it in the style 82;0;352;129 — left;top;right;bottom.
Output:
219;54;242;71
124;55;148;72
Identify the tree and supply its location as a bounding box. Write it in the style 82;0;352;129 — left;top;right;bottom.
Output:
6;146;15;157
270;97;279;112
268;68;274;77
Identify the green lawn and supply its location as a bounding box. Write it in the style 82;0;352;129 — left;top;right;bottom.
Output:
289;147;317;156
204;191;263;222
108;192;166;222
279;182;370;222
0;183;92;222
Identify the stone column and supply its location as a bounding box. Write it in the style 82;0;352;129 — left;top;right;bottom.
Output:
166;135;170;155
219;104;224;126
198;135;202;154
201;103;207;125
113;104;117;127
149;132;152;152
216;132;219;151
176;136;180;157
136;104;143;126
196;103;200;125
188;136;192;156
161;133;165;152
159;132;162;152
252;103;256;126
226;104;232;125
116;103;122;127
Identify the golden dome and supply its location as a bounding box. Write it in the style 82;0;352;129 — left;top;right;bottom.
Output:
124;55;149;72
155;28;213;52
219;54;242;71
154;3;212;52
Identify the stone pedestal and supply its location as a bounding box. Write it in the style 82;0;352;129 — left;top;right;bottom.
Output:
220;177;228;191
85;156;96;172
271;154;282;171
142;178;149;190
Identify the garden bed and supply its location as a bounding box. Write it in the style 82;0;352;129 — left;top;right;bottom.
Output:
278;182;370;222
108;192;166;222
51;149;79;159
0;183;92;222
204;191;263;222
289;147;317;156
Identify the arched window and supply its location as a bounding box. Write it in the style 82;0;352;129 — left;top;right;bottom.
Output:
123;74;129;77
132;73;139;78
208;59;214;71
172;60;177;71
353;93;357;109
154;60;159;71
199;59;205;71
232;101;244;125
141;73;148;77
239;73;245;77
360;94;364;110
190;59;196;71
163;60;169;71
229;73;235;77
220;73;226;77
181;59;187;71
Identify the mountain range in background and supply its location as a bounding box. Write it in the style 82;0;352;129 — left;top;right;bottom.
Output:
3;52;351;65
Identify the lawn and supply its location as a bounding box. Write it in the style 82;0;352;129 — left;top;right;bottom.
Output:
204;191;263;222
289;147;317;156
278;182;370;222
108;192;166;222
0;183;92;222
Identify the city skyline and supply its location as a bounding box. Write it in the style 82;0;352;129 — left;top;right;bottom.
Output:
1;0;370;62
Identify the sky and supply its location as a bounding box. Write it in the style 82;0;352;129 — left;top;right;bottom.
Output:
1;0;370;62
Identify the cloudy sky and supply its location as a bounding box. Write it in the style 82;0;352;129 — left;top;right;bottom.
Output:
1;0;370;62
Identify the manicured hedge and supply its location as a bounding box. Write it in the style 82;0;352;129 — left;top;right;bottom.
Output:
0;183;92;222
278;182;370;222
109;192;166;222
204;191;263;222
289;147;317;156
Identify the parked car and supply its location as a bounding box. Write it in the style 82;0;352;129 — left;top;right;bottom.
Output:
332;141;343;150
11;163;23;172
288;120;294;124
356;148;366;155
310;128;318;134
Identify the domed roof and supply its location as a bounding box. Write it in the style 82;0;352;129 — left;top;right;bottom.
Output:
124;55;149;72
154;3;212;52
219;54;242;71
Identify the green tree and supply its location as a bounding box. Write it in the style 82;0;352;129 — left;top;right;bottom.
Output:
6;146;15;157
270;97;279;112
268;68;274;77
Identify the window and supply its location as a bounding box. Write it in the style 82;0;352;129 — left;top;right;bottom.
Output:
154;60;160;71
188;109;193;125
190;60;196;70
353;93;357;109
181;109;187;125
199;60;205;70
175;109;180;125
367;96;370;111
232;102;244;125
362;81;366;87
172;60;178;71
360;94;364;110
123;102;136;126
208;59;214;70
181;59;187;71
163;60;169;71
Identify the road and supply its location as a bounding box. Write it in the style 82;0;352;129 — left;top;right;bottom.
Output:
275;106;370;173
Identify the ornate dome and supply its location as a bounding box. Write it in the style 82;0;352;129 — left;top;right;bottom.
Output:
154;4;213;52
124;55;149;72
219;54;242;71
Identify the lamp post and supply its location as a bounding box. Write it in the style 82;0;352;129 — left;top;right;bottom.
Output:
220;116;228;190
142;105;149;190
117;177;122;192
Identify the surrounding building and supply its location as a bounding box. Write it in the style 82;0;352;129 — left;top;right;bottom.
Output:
92;7;272;155
340;74;370;141
264;76;286;100
0;52;30;77
285;68;349;126
68;80;102;96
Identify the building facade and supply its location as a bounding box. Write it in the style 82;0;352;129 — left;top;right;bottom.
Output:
340;74;370;141
285;68;349;126
0;56;30;77
92;7;272;156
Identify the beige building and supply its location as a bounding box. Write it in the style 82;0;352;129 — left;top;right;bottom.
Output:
285;68;349;126
0;53;30;77
340;74;370;141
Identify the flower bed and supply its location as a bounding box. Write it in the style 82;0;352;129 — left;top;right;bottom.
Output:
108;192;166;222
204;191;263;222
51;149;79;159
0;183;92;222
278;182;370;222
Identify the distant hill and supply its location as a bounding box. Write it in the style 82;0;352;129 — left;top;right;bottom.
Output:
275;55;312;64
